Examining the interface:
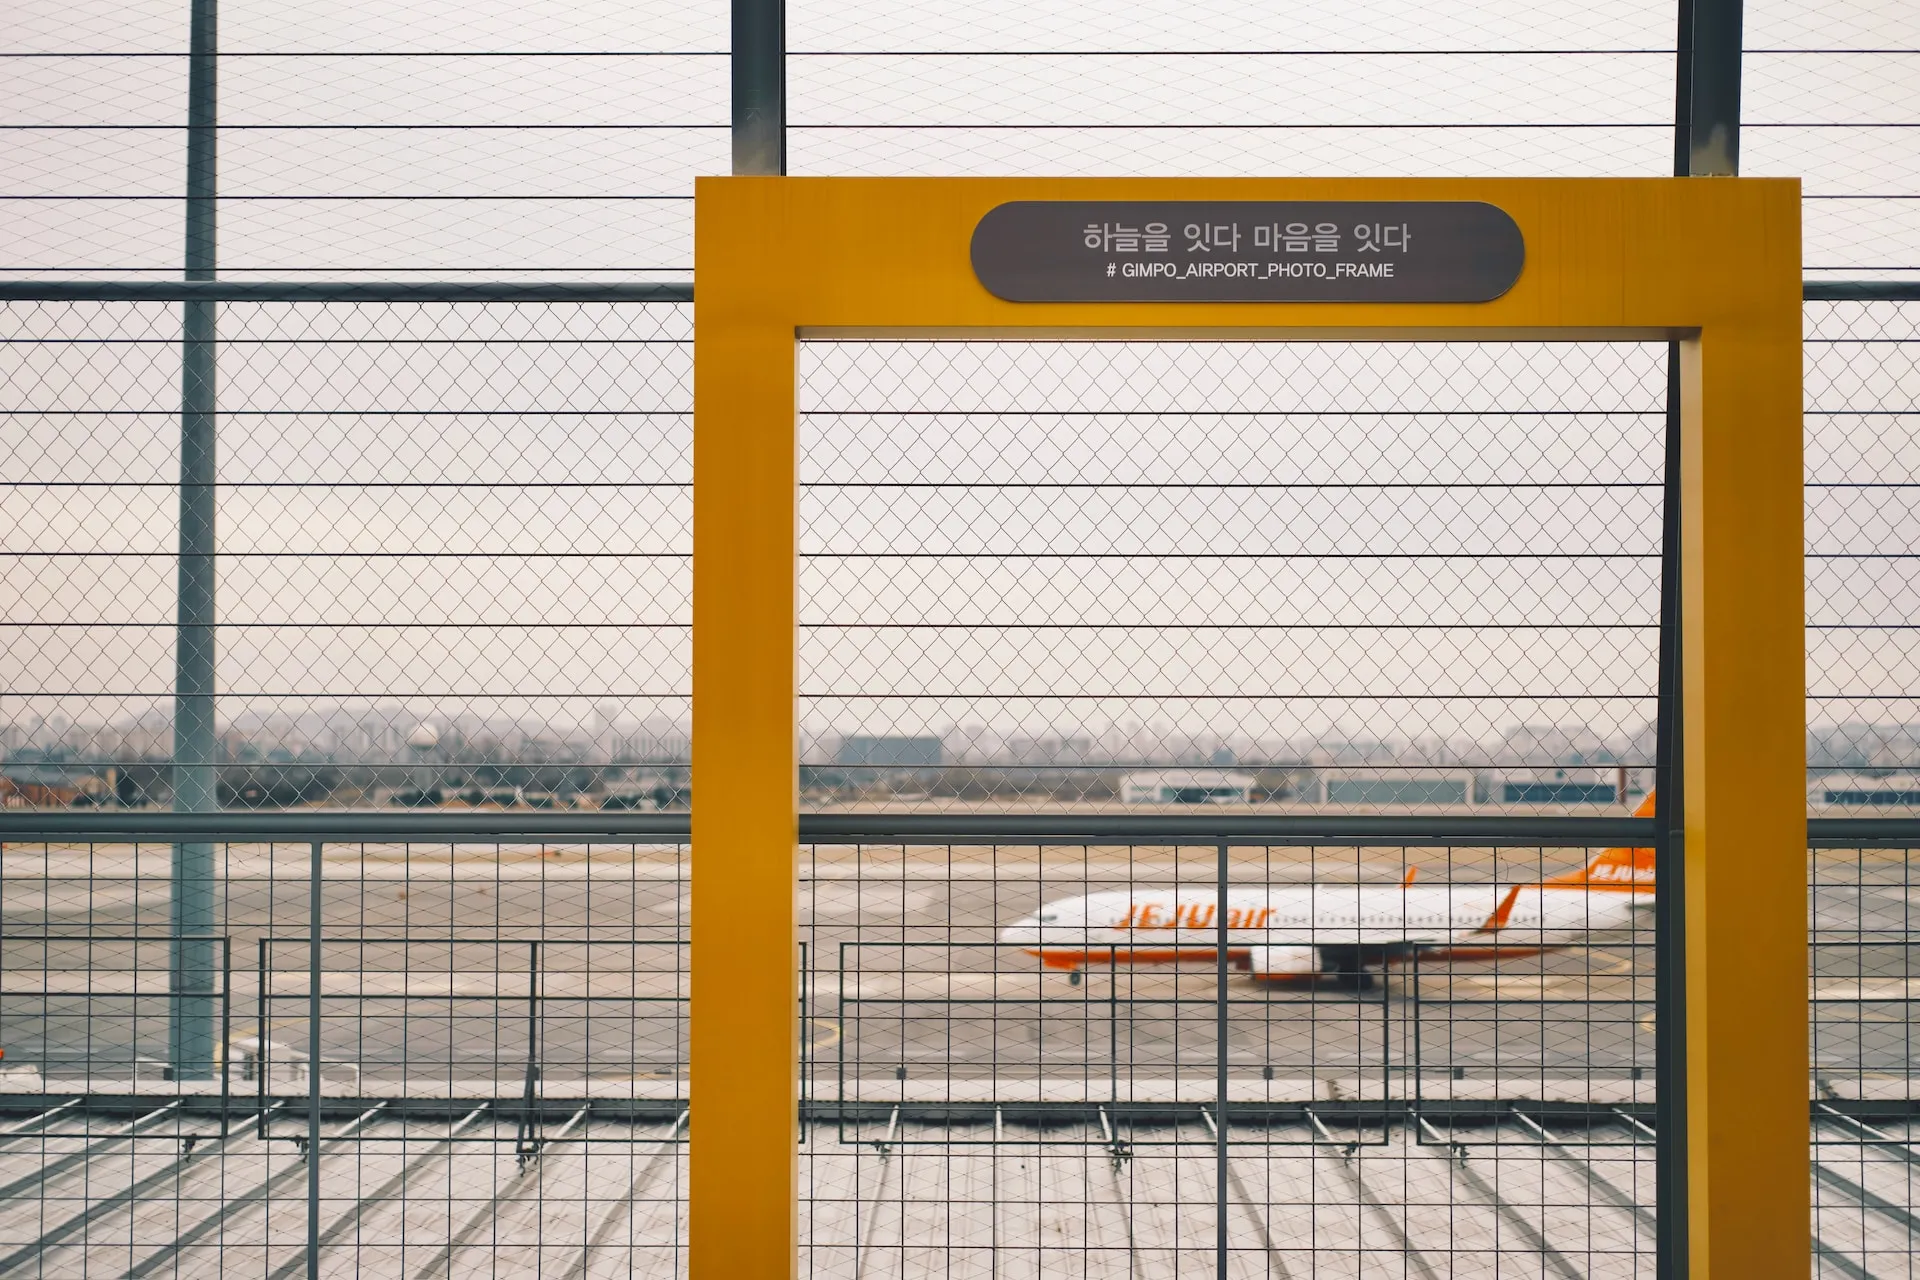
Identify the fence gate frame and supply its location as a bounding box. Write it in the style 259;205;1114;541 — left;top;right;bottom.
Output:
690;175;1806;1280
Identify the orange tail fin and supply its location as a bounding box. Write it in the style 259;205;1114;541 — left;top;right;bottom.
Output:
1541;789;1656;891
1478;884;1524;931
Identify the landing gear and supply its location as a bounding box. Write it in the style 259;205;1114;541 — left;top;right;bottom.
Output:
1068;970;1082;987
1318;947;1377;993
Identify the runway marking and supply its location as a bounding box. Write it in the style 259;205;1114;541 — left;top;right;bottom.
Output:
214;1018;308;1071
1589;950;1638;975
1813;978;1920;1001
1463;975;1567;997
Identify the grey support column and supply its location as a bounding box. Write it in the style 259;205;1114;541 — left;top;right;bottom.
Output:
1682;0;1743;177
1653;350;1688;1280
731;0;784;175
1658;0;1742;1272
169;0;219;1081
1215;843;1230;1278
307;841;323;1280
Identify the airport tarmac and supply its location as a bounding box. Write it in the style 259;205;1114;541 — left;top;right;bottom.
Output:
0;844;1910;1095
0;1098;1911;1279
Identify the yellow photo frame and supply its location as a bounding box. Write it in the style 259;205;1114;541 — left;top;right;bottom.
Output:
691;176;1806;1279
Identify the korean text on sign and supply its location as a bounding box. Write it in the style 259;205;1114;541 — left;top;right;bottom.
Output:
1251;222;1341;253
1084;222;1172;253
1354;223;1412;253
1184;222;1241;253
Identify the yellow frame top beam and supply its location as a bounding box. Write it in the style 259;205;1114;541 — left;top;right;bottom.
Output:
696;175;1800;338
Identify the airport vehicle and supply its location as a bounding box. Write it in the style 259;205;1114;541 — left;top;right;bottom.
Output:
998;794;1656;989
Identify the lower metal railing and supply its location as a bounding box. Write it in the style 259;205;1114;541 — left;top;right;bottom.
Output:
0;811;1909;1278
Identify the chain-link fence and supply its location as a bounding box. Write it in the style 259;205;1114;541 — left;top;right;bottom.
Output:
798;338;1663;814
11;2;1915;281
7;0;720;280
1;296;692;811
0;831;690;1273
1805;294;1920;1280
4;0;1920;1274
785;0;1681;182
1808;298;1920;797
1749;1;1920;284
798;834;1658;1275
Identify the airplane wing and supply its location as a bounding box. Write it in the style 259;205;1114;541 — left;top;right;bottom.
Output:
1250;885;1486;946
1252;922;1458;946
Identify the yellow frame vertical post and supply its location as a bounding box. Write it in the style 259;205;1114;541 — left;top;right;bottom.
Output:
1680;265;1808;1275
691;217;799;1279
691;176;1807;1280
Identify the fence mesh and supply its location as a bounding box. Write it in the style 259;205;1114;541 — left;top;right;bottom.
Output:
6;0;720;279
787;0;1678;181
0;301;1914;1275
1805;293;1920;1280
15;0;1914;281
798;338;1665;813
797;833;1656;1274
1811;839;1920;1280
0;835;690;1274
1748;0;1920;282
4;0;1920;1270
0;299;693;810
1807;299;1920;796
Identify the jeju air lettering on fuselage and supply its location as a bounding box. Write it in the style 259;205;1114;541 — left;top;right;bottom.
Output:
1584;860;1654;886
1118;901;1272;931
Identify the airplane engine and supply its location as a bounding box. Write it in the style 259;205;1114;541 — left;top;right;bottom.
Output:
1246;944;1318;976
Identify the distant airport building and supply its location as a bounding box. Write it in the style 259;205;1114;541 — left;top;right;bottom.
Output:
1121;769;1255;804
1492;767;1624;805
1811;772;1920;807
1000;735;1091;767
613;720;691;765
836;736;943;769
1488;726;1633;804
1316;768;1476;807
826;735;945;789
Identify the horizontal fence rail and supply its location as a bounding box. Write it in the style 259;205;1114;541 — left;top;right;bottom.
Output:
0;811;1658;845
0;282;694;303
0;279;1910;304
5;813;1920;846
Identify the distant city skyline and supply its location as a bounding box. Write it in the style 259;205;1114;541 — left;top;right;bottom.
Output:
12;691;1920;774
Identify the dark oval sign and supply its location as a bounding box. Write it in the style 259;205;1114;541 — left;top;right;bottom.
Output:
971;201;1524;303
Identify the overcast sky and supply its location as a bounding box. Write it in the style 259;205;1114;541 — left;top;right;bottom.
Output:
0;0;1915;778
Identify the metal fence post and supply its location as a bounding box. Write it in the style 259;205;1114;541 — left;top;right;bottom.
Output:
1215;842;1230;1278
168;0;219;1082
732;0;784;175
1682;0;1743;178
307;841;322;1280
1657;19;1689;1247
516;940;545;1161
1654;348;1688;1280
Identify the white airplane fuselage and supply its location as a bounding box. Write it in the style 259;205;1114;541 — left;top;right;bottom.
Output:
997;883;1647;978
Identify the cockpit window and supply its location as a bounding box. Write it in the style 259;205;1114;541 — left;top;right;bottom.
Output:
1036;912;1060;923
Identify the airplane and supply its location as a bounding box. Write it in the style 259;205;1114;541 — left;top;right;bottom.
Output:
997;792;1657;990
